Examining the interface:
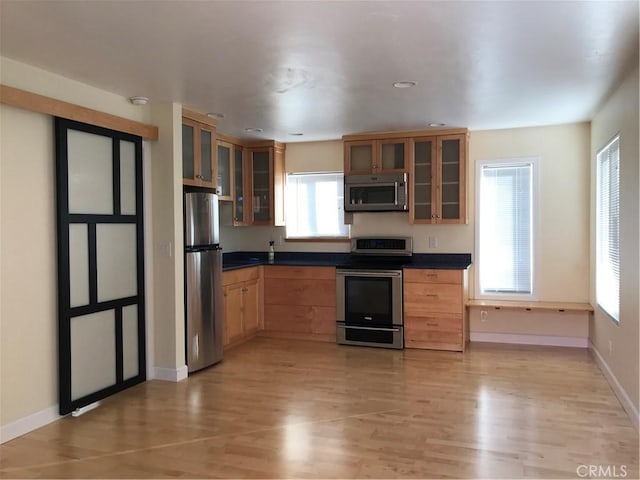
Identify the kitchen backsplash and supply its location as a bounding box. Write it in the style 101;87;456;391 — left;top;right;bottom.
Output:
219;205;473;254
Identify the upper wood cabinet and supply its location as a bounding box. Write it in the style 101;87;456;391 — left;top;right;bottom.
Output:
410;132;467;224
247;142;285;226
182;117;217;190
344;138;408;174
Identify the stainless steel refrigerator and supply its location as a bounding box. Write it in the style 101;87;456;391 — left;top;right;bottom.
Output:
184;192;223;372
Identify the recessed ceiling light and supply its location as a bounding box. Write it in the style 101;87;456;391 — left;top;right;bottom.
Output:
289;132;304;136
129;96;149;105
207;112;225;119
244;127;263;133
428;122;446;127
393;81;417;89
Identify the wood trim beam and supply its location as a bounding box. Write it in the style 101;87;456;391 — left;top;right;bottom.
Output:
0;85;158;140
343;127;468;142
182;108;218;128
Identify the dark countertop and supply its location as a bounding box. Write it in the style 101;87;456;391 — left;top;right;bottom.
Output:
223;251;471;271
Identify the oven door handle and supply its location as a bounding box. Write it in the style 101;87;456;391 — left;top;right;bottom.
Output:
336;270;402;277
338;325;401;333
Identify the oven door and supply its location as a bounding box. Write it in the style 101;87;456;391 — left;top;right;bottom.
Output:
336;269;404;349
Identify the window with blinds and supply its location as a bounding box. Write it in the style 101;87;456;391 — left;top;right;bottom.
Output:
596;135;620;322
477;159;536;297
285;172;349;238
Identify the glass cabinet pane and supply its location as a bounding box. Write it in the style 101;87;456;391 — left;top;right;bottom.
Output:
234;148;244;223
349;144;374;171
413;140;434;220
200;129;213;183
182;124;195;180
217;143;232;197
381;141;406;170
252;151;271;222
441;139;461;219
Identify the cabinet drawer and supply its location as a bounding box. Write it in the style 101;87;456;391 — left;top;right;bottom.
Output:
404;283;462;315
223;266;261;286
405;314;462;333
404;269;462;285
264;265;335;280
405;330;463;351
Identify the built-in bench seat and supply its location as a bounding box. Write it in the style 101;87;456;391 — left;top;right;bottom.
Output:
466;299;593;313
465;300;593;348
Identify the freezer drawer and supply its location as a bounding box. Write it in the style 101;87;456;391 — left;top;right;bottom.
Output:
185;248;223;372
185;192;219;247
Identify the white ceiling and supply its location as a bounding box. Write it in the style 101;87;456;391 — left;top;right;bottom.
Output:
1;1;638;142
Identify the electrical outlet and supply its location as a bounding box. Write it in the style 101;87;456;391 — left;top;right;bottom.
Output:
428;236;438;248
480;310;488;322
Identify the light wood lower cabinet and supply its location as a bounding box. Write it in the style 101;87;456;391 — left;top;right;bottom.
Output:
262;266;336;342
222;266;263;349
403;268;468;352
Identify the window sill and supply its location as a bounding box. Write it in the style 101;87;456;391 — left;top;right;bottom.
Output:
285;237;350;243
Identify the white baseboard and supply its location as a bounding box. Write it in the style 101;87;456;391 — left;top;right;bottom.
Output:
470;332;588;348
152;365;188;382
589;341;639;432
1;405;60;444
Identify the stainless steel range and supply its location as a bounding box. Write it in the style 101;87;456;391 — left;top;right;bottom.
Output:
336;237;412;349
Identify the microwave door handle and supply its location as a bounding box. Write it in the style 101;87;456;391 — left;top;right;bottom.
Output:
394;182;398;205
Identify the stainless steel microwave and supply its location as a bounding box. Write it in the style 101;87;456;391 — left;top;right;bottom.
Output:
344;173;408;212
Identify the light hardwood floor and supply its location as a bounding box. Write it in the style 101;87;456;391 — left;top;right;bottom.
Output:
1;338;638;478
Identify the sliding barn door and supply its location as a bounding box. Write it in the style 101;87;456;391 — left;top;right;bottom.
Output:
55;118;145;415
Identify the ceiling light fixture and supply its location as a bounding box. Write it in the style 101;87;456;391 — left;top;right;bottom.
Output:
207;112;225;119
129;96;149;105
289;132;304;136
428;122;446;127
244;127;263;133
393;81;417;89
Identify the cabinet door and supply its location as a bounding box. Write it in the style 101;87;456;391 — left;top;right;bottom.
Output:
410;138;437;224
199;127;216;189
233;147;246;225
182;120;198;185
242;280;260;336
216;141;233;200
379;139;408;172
224;284;244;346
438;134;466;223
344;140;376;173
250;148;273;224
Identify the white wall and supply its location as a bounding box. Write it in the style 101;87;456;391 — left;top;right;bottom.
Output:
150;103;185;371
589;64;639;422
0;57;154;434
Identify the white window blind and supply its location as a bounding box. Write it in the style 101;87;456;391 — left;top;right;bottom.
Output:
596;136;620;322
285;172;349;238
478;160;534;296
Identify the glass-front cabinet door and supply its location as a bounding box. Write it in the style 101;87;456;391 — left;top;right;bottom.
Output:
216;140;233;201
379;139;408;172
344;140;375;174
438;134;466;223
249;148;273;224
199;127;215;188
182;120;197;184
233;147;246;225
410;138;437;223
